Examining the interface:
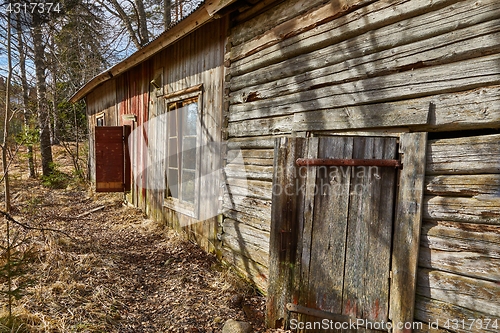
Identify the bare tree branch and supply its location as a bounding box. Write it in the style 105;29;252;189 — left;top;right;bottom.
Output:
0;210;76;240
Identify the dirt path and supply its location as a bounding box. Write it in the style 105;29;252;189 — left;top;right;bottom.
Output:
2;147;274;332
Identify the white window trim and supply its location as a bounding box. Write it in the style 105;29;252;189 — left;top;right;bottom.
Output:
96;112;105;126
163;86;203;219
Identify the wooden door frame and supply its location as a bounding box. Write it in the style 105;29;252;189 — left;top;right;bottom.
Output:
267;133;427;332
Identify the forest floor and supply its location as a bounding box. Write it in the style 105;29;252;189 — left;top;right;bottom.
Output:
0;144;287;333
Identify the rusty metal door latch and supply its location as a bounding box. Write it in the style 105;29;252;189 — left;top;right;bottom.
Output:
296;158;402;169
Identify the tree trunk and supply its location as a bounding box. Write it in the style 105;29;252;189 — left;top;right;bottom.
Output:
16;13;36;178
135;0;150;45
107;0;142;49
164;0;172;29
50;36;60;145
3;13;12;212
33;14;53;177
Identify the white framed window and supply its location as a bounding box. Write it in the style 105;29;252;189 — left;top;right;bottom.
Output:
96;113;105;126
163;91;202;218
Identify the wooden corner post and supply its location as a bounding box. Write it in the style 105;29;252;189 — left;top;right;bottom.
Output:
390;132;427;332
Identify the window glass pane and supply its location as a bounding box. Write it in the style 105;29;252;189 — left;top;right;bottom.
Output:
169;108;177;134
182;149;196;171
165;96;199;207
182;137;196;169
167;168;179;198
182;170;196;204
183;102;197;136
168;138;178;167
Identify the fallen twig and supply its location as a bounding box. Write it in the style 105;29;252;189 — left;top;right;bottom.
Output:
0;210;76;240
76;205;105;218
31;214;92;221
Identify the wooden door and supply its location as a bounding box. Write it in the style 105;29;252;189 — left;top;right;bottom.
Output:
95;126;131;192
300;136;397;332
267;134;427;333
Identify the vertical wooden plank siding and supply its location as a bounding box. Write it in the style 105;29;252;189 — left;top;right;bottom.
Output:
266;137;306;328
85;18;227;254
295;137;318;310
390;132;427;332
158;18;226;252
343;137;398;329
291;137;318;315
301;137;350;324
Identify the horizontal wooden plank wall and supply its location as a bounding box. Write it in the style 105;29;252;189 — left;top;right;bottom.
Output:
225;0;500;326
416;133;500;331
222;137;275;291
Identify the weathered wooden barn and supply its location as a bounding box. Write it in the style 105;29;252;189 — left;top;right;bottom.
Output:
71;0;500;331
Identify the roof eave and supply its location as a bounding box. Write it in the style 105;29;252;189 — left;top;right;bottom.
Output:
69;3;213;103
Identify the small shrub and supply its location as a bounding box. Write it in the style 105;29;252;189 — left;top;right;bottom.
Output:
0;315;29;333
41;163;70;189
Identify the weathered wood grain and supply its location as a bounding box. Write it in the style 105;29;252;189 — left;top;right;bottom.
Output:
417;269;500;317
231;0;373;62
230;0;336;47
294;105;428;132
425;174;500;196
267;137;306;328
225;178;273;200
423;196;500;225
414;295;500;333
221;247;268;293
205;0;237;16
390;132;427;332
223;194;271;222
426;134;500;175
419;247;500;283
232;0;277;25
423;85;500;131
342;137;397;325
223;163;274;181
231;18;500;102
422;220;500;250
230;158;274;166
230;107;418;136
223;209;270;232
302;137;349;322
228;115;294;137
229;85;500;136
227;136;276;149
222;218;270;267
230;0;489;78
295;137;318;321
229;54;500;121
226;148;274;161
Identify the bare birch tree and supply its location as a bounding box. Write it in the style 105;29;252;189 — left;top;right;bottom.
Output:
2;11;12;212
15;13;36;178
32;12;53;177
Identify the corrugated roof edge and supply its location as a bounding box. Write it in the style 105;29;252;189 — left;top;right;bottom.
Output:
69;0;238;103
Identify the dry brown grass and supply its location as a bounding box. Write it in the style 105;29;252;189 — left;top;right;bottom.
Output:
0;144;272;333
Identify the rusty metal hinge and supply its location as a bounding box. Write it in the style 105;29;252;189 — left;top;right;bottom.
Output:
286;303;391;332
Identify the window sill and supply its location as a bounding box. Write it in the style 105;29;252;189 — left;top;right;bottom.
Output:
163;198;197;219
